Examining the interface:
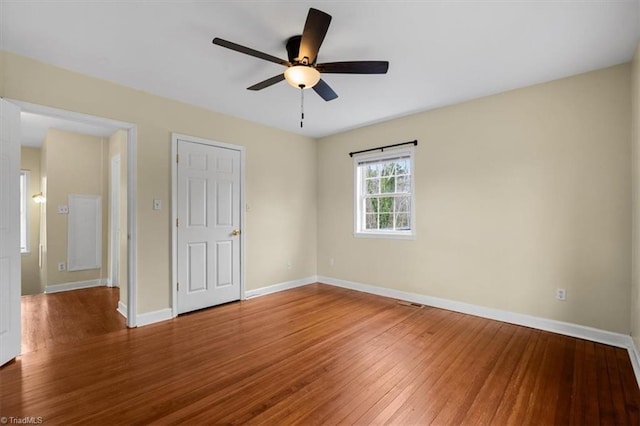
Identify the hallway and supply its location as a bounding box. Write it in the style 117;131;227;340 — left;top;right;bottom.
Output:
21;287;125;353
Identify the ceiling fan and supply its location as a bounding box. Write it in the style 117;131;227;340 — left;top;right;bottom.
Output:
212;7;389;102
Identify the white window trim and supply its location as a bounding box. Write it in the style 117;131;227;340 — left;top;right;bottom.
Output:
20;170;30;254
353;147;416;240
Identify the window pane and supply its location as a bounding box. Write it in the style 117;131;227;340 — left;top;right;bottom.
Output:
365;213;378;230
397;176;410;193
396;213;410;229
396;196;410;213
379;197;393;214
366;178;379;195
379;213;393;229
380;176;395;193
365;164;380;178
395;159;409;175
365;197;378;214
381;162;395;177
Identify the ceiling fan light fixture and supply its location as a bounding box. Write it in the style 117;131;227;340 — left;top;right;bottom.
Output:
284;65;320;89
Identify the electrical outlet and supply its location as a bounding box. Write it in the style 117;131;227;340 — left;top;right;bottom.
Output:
57;262;66;272
556;288;566;301
287;261;292;270
57;205;69;214
153;199;162;210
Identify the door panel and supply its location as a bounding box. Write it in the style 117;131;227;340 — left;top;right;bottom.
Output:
0;100;21;366
216;181;233;226
188;178;207;226
177;139;241;314
187;242;207;292
216;241;233;287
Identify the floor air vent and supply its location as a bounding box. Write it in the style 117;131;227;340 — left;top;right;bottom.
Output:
397;300;424;308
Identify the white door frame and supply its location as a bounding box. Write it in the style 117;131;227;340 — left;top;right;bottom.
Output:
170;132;246;316
109;154;121;287
8;99;139;328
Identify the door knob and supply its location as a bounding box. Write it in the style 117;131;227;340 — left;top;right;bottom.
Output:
231;229;241;236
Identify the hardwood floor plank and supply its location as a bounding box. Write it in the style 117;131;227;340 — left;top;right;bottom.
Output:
20;287;125;353
419;324;517;425
458;325;531;424
265;307;454;425
387;320;504;425
2;283;639;424
521;334;567;424
360;316;497;424
596;343;617;424
312;308;457;425
605;344;630;425
583;341;603;423
469;328;542;425
569;338;587;425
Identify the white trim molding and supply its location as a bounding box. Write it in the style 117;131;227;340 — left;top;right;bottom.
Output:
316;275;640;387
45;278;108;294
244;276;318;299
117;302;175;328
136;308;173;327
117;301;127;319
630;343;640;386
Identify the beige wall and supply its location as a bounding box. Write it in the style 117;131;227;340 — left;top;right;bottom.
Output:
4;50;632;335
43;128;109;288
1;51;318;314
108;129;128;306
318;64;631;334
20;147;42;295
631;44;640;353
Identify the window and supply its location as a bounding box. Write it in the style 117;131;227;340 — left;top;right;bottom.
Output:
354;148;415;238
20;170;29;253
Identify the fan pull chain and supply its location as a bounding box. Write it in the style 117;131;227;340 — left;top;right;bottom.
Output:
299;84;305;128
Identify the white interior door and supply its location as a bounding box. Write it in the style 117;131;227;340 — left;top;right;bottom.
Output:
176;139;241;314
0;99;22;366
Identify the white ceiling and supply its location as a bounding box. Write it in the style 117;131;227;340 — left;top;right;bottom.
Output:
2;1;639;138
20;112;119;147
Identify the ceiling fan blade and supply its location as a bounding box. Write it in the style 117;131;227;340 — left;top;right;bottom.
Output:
298;8;332;64
247;74;285;91
316;61;389;74
313;79;338;101
212;38;290;67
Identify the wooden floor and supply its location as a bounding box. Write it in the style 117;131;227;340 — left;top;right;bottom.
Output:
21;287;125;353
2;284;639;424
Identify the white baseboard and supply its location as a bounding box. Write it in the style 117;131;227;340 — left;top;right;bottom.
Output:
45;278;108;294
132;275;316;327
105;279;120;288
117;301;127;319
116;301;172;328
136;308;173;327
630;342;640;386
244;275;318;299
317;275;640;388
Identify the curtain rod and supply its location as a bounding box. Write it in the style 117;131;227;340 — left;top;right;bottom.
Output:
349;140;418;157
